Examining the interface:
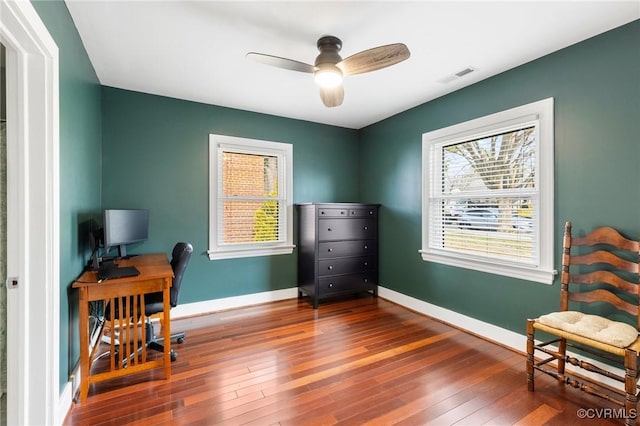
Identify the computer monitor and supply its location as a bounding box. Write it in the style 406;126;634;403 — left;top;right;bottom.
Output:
103;209;149;258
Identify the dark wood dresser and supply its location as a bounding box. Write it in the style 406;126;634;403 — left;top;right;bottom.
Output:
296;203;379;308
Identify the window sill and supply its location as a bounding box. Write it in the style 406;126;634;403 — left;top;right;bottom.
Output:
419;249;556;285
208;245;295;260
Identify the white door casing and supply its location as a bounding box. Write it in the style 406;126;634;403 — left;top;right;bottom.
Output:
0;1;60;424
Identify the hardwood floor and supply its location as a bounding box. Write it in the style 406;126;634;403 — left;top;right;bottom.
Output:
64;295;623;425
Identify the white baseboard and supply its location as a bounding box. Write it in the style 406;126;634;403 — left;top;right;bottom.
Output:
377;285;624;390
61;284;624;422
57;380;74;425
169;287;299;319
378;286;525;351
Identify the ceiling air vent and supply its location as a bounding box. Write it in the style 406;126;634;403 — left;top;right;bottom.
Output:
438;66;477;84
455;67;476;77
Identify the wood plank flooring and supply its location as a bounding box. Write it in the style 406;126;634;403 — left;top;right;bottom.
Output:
64;295;623;425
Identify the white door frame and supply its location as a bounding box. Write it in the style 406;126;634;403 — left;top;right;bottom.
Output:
0;1;60;424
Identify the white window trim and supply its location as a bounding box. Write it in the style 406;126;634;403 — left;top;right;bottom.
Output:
420;98;555;284
208;134;294;260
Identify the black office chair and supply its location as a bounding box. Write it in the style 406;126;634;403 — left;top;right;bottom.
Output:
142;242;193;361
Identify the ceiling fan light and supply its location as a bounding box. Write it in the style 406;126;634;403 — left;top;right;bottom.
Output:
314;65;343;88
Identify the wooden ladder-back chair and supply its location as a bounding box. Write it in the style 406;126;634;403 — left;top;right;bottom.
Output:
527;221;640;425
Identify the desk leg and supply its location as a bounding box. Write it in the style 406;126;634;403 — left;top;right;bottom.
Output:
78;287;89;403
163;279;172;379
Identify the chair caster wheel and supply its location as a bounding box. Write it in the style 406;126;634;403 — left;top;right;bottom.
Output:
177;336;185;344
170;350;178;362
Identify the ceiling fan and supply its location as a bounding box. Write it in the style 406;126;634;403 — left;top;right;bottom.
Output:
247;36;410;107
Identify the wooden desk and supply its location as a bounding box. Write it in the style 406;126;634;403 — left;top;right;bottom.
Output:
73;253;174;402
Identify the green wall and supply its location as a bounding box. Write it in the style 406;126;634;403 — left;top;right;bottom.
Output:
101;88;360;303
27;0;640;401
359;20;640;334
30;0;102;392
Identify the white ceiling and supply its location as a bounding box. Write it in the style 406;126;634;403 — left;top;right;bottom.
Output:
65;1;639;129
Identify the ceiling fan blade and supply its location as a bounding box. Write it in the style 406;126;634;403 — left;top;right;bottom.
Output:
337;43;410;76
319;84;344;107
246;52;316;73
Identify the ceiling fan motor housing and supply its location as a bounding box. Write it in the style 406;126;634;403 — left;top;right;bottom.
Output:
315;35;343;66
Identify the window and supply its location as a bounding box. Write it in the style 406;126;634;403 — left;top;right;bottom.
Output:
209;134;294;260
421;98;555;284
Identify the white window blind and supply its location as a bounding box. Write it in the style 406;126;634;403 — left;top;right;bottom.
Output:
421;98;555;284
429;125;538;265
218;151;283;245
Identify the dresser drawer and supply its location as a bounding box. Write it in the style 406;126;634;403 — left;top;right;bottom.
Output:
318;240;376;259
318;256;376;276
348;207;378;218
318;274;376;296
318;218;377;241
318;208;349;217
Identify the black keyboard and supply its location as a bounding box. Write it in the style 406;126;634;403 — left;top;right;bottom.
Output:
97;264;140;281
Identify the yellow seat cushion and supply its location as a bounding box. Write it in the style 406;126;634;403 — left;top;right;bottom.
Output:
537;311;638;348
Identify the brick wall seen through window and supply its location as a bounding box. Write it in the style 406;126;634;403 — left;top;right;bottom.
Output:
222;152;279;243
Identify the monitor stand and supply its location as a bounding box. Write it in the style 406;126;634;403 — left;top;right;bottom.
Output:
117;244;128;259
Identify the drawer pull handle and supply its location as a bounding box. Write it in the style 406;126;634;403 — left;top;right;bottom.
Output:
327;228;332;232
363;226;368;230
341;211;345;215
369;211;373;215
364;245;368;250
328;248;333;252
364;262;368;267
328;283;334;288
328;265;333;270
363;278;368;283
